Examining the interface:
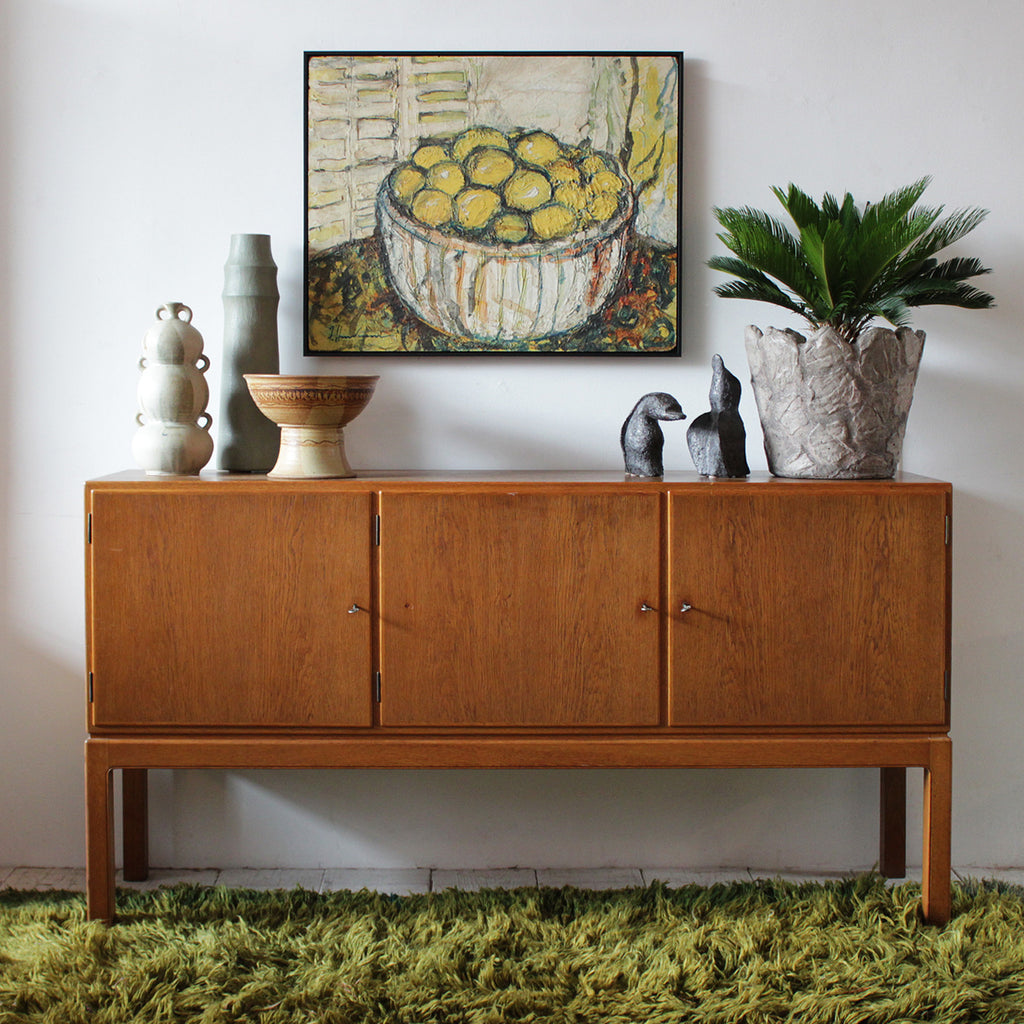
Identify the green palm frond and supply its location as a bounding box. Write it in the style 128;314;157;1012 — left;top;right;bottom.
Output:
709;178;995;342
708;260;809;318
902;280;997;310
901;206;990;265
858;294;914;333
860;178;933;232
711;206;824;309
921;256;993;283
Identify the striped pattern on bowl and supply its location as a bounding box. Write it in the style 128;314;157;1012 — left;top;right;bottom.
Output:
377;187;634;344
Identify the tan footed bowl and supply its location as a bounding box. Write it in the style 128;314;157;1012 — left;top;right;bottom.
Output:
243;375;379;479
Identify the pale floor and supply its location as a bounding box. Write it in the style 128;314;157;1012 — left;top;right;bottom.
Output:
2;865;1023;895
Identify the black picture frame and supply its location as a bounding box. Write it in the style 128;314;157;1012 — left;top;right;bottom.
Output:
305;52;682;356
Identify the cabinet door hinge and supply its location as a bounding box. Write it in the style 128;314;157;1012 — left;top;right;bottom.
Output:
88;672;94;703
945;514;951;546
374;671;382;703
944;669;951;703
374;514;381;546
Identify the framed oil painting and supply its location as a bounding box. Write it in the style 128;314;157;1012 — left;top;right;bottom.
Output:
305;52;681;355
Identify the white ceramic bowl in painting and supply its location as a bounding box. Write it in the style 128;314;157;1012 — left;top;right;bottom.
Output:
376;181;634;346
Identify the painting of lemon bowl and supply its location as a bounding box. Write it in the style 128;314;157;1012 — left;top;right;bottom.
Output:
305;53;680;355
376;126;635;343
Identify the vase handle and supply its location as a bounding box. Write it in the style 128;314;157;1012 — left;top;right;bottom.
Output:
156;302;193;323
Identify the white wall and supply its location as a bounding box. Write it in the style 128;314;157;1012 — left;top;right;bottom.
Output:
2;0;1021;873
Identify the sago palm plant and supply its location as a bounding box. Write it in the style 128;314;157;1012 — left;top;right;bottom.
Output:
708;177;994;344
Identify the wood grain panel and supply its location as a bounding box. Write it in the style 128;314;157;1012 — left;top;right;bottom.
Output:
89;489;373;728
89;733;940;771
379;491;662;726
669;488;949;727
922;737;952;924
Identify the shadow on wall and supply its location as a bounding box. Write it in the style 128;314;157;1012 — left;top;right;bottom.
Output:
900;296;1024;866
949;630;1024;865
0;0;43;864
678;59;713;364
0;634;87;866
0;0;12;597
308;374;634;472
906;352;1024;638
150;765;886;873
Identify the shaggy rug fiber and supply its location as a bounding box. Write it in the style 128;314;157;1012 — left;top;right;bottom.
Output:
1;876;1023;1023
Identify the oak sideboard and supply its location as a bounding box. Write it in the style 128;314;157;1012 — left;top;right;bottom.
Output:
84;471;952;922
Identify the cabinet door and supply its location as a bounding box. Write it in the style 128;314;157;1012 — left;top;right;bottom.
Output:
669;488;949;728
88;489;374;728
379;491;662;727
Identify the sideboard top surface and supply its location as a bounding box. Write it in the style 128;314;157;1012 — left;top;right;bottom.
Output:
86;470;951;492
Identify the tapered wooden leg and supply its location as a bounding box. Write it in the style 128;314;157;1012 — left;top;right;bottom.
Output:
85;740;115;922
879;767;907;878
922;738;952;926
122;769;149;882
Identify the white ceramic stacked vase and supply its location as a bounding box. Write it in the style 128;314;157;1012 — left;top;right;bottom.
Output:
132;302;214;475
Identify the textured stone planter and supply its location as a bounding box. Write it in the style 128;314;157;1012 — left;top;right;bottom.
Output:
745;324;925;479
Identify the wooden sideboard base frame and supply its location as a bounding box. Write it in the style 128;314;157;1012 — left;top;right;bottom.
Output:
85;733;951;925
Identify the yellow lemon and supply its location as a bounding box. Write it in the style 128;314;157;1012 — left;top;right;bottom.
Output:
466;147;516;187
412;144;449;170
554;182;589;212
587;191;619;222
454;187;502;231
530;203;577;241
547;158;581;185
493;212;530;243
581;154;608;177
503;169;552;212
411;188;453;227
426;160;466;196
591;169;624;194
452;126;510;162
391;165;426;204
514;131;562;167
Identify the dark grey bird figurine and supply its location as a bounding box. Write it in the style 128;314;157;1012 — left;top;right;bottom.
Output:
621;392;686;477
686;354;750;477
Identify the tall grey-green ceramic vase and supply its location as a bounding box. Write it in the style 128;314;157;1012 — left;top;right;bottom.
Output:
218;233;280;472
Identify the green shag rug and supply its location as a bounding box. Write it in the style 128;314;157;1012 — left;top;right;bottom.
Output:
2;877;1024;1023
